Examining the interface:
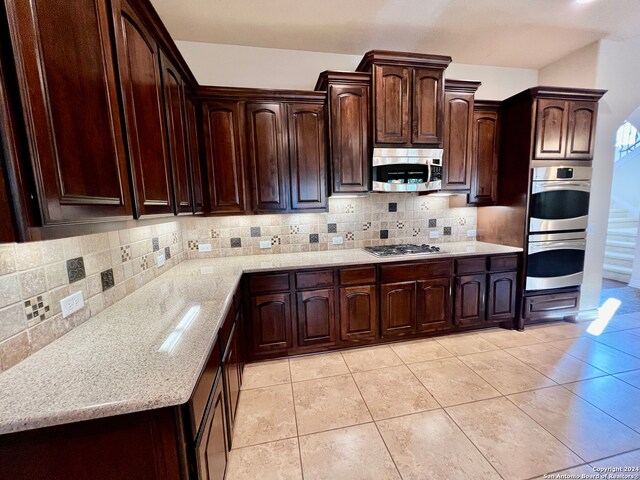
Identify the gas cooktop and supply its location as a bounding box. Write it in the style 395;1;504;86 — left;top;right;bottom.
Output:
364;244;444;257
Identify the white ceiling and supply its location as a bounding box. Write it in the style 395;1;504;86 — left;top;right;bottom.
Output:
150;0;640;69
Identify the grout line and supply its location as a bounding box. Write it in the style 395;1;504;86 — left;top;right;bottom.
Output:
287;359;305;480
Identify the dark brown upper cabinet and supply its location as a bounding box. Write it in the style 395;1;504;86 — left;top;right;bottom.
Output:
441;80;480;192
245;102;289;213
111;0;174;218
4;0;133;225
469;100;500;205
201;99;248;214
0;162;15;243
185;97;204;213
286;103;327;211
160;51;193;214
315;72;371;194
357;50;451;148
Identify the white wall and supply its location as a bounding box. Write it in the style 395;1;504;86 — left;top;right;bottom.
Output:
538;42;600;88
176;41;537;99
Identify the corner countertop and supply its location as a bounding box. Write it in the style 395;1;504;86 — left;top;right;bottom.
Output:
0;242;521;435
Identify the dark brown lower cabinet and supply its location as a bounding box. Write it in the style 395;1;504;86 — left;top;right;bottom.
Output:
296;289;336;347
195;370;227;480
250;293;293;355
454;274;486;326
381;281;417;337
339;285;378;343
416;278;451;333
487;271;517;321
222;321;241;449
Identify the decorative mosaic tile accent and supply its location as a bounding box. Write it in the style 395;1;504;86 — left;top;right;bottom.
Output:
289;225;300;234
188;240;199;251
24;294;50;327
458;217;467;225
250;227;261;237
309;234;319;244
210;229;220;239
164;246;171;259
271;236;281;246
230;238;242;248
412;227;421;237
327;223;337;233
141;255;149;271
388;202;397;212
444;227;452;235
345;203;355;213
380;230;389;239
152;237;159;252
120;245;131;262
66;257;86;284
420;202;429;211
363;222;372;231
101;268;115;291
428;219;437;228
172;232;179;244
397;221;405;229
346;232;354;241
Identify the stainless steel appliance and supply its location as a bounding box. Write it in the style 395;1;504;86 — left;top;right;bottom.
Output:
364;244;443;257
371;148;443;193
529;166;591;233
525;231;586;291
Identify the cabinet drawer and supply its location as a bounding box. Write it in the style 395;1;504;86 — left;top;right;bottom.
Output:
455;257;487;274
188;338;221;439
380;260;452;283
248;273;290;294
524;291;579;320
488;255;519;272
295;270;334;289
340;267;376;285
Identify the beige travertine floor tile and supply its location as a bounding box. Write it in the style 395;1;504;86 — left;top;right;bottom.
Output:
289;353;349;382
292;374;371;435
601;314;640;333
446;397;583;480
435;333;500;356
352;365;439;420
509;386;640;461
241;359;291;390
299;423;400;480
458;350;556;395
226;438;302;480
549;337;640;374
377;410;501;480
341;345;402;373
590;449;640;468
505;343;607;384
629;327;640;337
527;322;589;342
565;376;640;432
233;384;297;448
389;338;453;364
548;465;599;477
615;369;640;389
477;328;545;349
409;357;500;407
592;331;640;358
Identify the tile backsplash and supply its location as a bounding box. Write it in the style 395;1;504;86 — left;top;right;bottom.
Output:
0;222;185;372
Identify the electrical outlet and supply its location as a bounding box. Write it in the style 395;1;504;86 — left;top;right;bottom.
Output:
61;291;84;318
198;243;212;252
332;236;344;245
467;229;477;238
429;231;439;239
259;240;271;249
156;254;166;268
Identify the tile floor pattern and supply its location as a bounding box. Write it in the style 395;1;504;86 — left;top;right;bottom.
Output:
227;312;640;480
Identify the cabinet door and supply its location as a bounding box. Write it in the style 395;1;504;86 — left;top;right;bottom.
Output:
487;271;517;322
202;100;247;213
222;323;241;449
245;102;289;212
328;84;370;193
5;0;132;224
111;1;174;218
534;99;568;159
469;109;499;205
374;65;410;144
455;274;486;326
287;103;327;211
186;97;205;213
339;285;378;343
297;289;336;347
566;101;597;160
416;278;451;333
442;91;474;190
250;293;293;355
160;51;192;214
381;282;416;337
412;67;443;144
0;162;15;243
196;373;227;480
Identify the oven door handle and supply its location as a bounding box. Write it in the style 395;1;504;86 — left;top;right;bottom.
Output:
531;182;591;194
528;240;587;254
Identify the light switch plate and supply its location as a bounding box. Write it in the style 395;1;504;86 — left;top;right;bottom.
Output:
198;243;212;252
259;240;271;249
332;236;343;245
61;290;84;318
467;229;477;238
429;231;439;239
156;254;166;268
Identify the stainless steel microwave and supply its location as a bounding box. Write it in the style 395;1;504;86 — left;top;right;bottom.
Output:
371;148;443;193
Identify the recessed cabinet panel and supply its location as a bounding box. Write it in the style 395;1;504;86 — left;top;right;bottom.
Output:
297;289;336;346
185;98;204;213
442;92;474;190
566;101;597;160
469;109;499;205
487;271;517;321
250;293;292;354
534;99;568;159
412;68;442;144
417;278;451;333
375;65;410;144
455;274;486;326
6;0;132;224
196;373;227;480
339;285;378;342
381;281;416;337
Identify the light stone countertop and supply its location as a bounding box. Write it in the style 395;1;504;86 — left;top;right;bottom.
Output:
0;242;521;435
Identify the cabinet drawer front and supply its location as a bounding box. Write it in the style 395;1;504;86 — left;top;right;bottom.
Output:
189;340;221;439
295;270;334;289
524;292;579;320
248;273;290;294
455;257;487;274
340;267;376;285
380;260;452;283
488;255;519;272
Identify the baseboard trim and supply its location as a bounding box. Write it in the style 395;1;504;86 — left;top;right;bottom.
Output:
576;308;599;322
628;278;640;289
